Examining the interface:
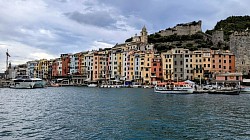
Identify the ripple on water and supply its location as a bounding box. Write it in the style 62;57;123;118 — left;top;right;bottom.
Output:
0;88;250;139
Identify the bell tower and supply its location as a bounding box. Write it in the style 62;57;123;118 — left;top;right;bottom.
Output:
140;25;148;44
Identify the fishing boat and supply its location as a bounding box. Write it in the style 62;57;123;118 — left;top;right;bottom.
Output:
154;82;194;94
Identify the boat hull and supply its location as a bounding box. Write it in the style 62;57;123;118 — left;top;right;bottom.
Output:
208;90;240;95
154;87;194;94
9;82;36;89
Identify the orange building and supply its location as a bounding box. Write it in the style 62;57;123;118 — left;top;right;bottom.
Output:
210;50;235;74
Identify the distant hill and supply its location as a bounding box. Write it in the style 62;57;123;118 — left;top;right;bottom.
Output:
206;15;250;40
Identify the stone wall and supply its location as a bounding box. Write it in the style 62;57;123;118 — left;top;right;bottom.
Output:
229;31;250;74
158;20;202;36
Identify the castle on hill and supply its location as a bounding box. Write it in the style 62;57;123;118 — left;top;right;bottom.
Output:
158;20;202;36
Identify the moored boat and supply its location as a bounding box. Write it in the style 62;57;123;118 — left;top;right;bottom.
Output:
240;86;250;93
9;76;36;89
154;82;194;94
207;89;240;95
87;83;98;87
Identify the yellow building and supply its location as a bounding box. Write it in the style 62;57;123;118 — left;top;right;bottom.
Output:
202;49;212;80
161;50;174;81
36;59;50;79
140;50;154;84
192;50;203;79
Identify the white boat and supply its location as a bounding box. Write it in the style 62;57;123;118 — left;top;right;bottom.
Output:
240;86;250;93
132;82;142;88
87;84;97;87
154;82;194;94
9;76;36;89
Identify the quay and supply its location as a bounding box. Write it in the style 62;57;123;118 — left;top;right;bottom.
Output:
0;79;11;88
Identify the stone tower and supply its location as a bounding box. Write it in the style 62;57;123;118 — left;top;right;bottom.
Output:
212;30;224;46
140;25;148;44
230;31;250;74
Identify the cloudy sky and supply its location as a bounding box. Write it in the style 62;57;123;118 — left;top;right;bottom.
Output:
0;0;249;72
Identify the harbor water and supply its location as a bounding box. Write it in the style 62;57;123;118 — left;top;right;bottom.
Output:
0;87;250;139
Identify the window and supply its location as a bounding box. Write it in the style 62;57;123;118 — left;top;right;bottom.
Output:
180;68;183;72
186;59;188;62
180;61;183;65
204;64;206;67
208;64;210;67
174;61;177;65
187;70;189;73
213;65;215;68
219;65;221;68
175;68;177;72
229;60;231;63
219;60;221;63
166;65;168;68
224;66;226;69
224;60;226;63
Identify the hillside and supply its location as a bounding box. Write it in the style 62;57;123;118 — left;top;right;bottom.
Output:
206;15;250;40
148;32;213;52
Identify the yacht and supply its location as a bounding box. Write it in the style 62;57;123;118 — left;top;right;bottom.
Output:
9;76;45;89
9;76;35;89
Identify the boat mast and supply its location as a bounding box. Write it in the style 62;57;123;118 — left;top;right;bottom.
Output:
6;49;11;78
6;49;9;71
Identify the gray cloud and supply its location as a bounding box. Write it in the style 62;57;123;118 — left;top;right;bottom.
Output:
65;11;117;28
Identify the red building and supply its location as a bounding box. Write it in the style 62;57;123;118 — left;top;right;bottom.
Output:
151;55;163;84
61;54;70;76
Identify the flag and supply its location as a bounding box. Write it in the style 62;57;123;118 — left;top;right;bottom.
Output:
6;52;10;57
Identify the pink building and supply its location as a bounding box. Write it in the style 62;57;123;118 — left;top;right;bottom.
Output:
215;73;242;83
